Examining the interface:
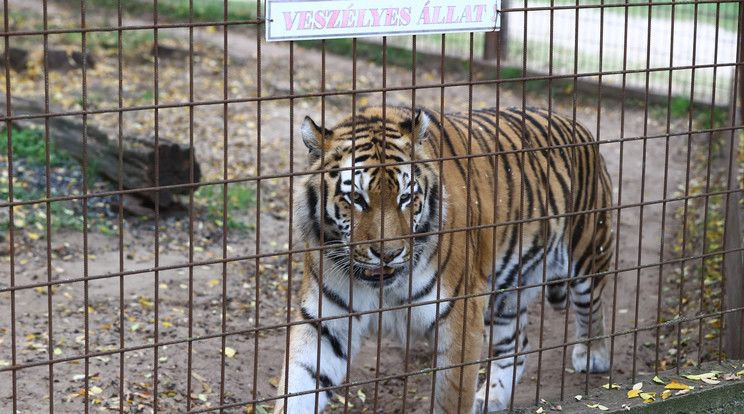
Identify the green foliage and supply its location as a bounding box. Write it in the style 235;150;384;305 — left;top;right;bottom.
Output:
0;127;71;167
666;98;729;130
70;0;257;23
195;182;256;230
298;38;418;69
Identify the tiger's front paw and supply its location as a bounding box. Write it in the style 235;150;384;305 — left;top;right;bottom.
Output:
572;341;610;373
474;383;508;414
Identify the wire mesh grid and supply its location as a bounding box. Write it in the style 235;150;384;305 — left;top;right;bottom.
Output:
1;0;743;413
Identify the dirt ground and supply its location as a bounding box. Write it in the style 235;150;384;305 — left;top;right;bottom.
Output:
0;3;702;413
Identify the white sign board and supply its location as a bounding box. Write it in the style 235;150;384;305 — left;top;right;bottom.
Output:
265;0;501;42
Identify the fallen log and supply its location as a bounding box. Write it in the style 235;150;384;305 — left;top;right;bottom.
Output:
1;95;201;208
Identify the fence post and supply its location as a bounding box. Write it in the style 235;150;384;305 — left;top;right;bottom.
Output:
484;0;507;60
723;2;744;360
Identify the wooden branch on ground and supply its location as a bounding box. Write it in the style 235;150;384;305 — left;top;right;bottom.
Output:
1;94;201;208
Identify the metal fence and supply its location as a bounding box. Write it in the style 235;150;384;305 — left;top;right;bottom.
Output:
1;0;743;413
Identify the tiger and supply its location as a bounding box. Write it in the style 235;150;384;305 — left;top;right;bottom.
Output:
274;106;614;413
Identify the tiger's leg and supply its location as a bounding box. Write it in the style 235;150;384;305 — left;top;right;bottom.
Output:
475;292;529;413
274;296;362;414
431;297;484;414
569;273;609;373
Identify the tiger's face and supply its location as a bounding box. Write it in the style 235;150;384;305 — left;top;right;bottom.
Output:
296;107;439;286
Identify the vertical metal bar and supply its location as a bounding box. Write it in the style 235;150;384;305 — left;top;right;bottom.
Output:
151;0;161;410
484;11;504;410
632;0;653;383
186;1;196;411
252;0;264;411
657;0;676;378
456;32;475;414
535;0;556;404
559;0;581;399
219;1;230;412
609;0;631;389
116;0;125;412
401;34;417;414
677;0;698;376
373;36;388;413
41;0;54;411
281;37;295;412
428;33;446;414
3;1;16;412
79;0;91;411
341;37;358;414
697;2;721;368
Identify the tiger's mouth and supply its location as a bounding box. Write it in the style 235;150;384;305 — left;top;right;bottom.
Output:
358;266;398;283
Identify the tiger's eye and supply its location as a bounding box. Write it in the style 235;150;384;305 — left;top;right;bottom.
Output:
353;194;364;204
399;193;411;203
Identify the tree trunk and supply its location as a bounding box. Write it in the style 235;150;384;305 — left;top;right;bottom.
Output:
1;95;201;208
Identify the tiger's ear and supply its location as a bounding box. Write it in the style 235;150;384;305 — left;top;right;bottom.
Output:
301;116;332;162
400;109;429;145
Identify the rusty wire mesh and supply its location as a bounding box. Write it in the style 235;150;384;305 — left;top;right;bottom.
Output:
1;0;743;413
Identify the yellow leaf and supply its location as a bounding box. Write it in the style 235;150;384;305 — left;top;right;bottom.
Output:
639;392;655;400
224;347;236;358
28;232;40;240
661;390;671;400
652;376;665;384
627;389;642;398
89;386;103;395
602;383;621;390
268;378;279;388
664;380;691;390
208;280;220;286
701;378;720;385
536;408;545;414
357;388;366;403
53;348;62;355
162;322;173;328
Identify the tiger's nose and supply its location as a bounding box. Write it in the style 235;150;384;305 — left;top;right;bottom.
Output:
369;246;405;263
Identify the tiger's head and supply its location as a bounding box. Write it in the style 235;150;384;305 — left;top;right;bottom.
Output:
296;107;441;286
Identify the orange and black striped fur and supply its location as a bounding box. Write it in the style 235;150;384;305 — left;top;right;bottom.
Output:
275;106;613;413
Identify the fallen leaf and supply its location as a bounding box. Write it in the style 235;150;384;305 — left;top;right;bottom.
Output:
224;347;236;358
536;408;545;414
652;375;665;384
550;405;562;411
661;390;671;400
89;386;103;395
268;378;279;388
574;395;582;401
639;392;656;400
632;382;643;390
664;380;691;390
598;405;609;411
701;378;720;385
627;389;642;398
602;383;621;390
675;389;691;396
357;388;366;403
722;373;741;381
